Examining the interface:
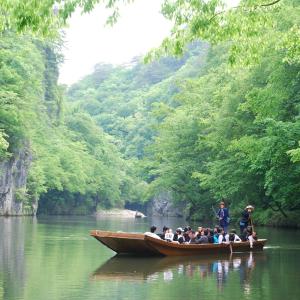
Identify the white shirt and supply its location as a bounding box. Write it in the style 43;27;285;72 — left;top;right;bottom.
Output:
248;235;255;248
233;234;241;242
165;232;174;241
218;234;224;244
224;233;230;243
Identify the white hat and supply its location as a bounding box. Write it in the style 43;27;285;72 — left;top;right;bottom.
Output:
245;205;254;210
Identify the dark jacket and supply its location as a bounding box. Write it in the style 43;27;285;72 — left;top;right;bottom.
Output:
178;236;185;244
173;233;178;241
208;235;214;243
183;233;190;242
240;210;250;226
189;237;197;244
217;208;230;226
196;235;209;244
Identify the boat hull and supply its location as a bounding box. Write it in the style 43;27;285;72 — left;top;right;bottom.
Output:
232;240;265;252
91;230;267;256
144;236;267;256
90;230;161;256
144;236;229;256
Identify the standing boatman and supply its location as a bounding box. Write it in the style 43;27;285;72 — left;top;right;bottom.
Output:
217;201;230;233
239;205;254;235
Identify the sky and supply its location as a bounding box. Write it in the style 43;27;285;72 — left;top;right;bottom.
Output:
58;0;171;85
59;0;240;85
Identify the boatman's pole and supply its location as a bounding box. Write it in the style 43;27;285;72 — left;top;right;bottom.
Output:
249;214;254;232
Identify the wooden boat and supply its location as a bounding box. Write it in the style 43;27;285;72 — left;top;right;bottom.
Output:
90;230;161;256
144;235;267;256
90;230;267;256
135;211;145;218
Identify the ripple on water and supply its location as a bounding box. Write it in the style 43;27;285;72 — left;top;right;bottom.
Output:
265;245;300;250
43;235;90;241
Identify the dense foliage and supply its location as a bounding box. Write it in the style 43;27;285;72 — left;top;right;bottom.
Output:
0;32;138;214
66;0;300;225
1;0;300;224
146;0;300;224
67;43;206;158
0;0;133;36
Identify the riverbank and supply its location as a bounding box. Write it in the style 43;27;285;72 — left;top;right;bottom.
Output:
95;209;146;218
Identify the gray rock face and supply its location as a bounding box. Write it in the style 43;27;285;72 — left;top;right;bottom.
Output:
147;191;187;218
0;148;34;216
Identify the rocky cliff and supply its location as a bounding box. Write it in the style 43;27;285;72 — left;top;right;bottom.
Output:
147;191;188;218
0;148;35;216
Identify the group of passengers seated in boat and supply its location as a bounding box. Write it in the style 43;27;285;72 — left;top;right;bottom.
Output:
145;225;258;248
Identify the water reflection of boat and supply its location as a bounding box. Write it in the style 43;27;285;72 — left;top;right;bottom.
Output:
91;252;266;285
90;230;267;256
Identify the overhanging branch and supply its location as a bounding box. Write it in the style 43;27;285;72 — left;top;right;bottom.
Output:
261;0;282;7
209;0;282;22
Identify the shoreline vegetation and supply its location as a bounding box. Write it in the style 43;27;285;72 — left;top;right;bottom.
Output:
1;206;299;228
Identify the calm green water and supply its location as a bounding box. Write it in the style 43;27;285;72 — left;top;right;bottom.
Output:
0;216;300;300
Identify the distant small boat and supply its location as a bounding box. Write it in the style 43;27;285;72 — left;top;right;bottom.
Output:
90;230;267;256
135;211;145;218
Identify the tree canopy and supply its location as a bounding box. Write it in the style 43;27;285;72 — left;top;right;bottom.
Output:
1;0;300;224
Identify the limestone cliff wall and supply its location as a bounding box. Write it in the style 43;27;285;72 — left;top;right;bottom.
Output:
147;191;188;218
0;148;35;216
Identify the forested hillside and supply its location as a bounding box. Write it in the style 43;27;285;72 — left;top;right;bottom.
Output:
67;43;206;158
1;0;300;226
0;33;138;215
66;0;300;225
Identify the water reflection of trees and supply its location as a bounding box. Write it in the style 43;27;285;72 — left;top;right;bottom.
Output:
0;218;26;300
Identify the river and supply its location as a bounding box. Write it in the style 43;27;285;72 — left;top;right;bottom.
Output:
0;216;300;300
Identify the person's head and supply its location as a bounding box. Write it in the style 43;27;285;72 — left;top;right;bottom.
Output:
252;231;257;237
209;229;214;236
163;226;168;233
247;226;253;233
204;229;208;236
245;205;254;213
220;229;225;235
220;201;225;208
176;228;182;235
189;230;196;239
169;228;173;233
229;232;235;241
150;226;157;233
197;226;203;233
